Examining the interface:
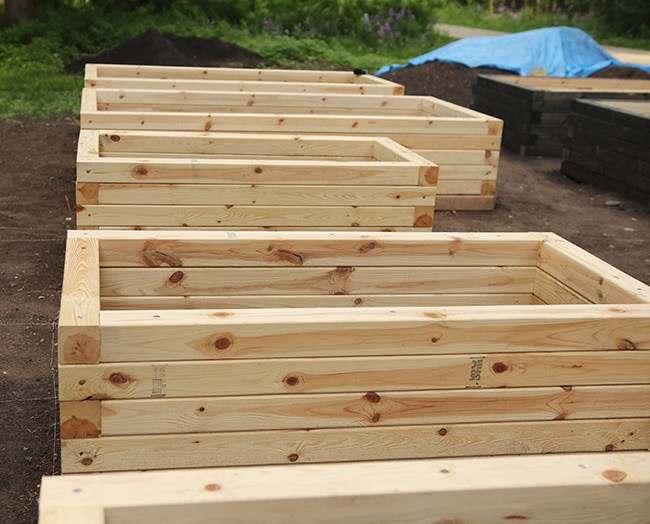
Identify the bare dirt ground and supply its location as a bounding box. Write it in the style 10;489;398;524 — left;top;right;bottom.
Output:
1;31;649;523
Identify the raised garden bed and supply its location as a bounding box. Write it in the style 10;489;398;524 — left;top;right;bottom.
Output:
84;63;406;95
471;75;650;157
562;99;650;206
80;87;502;210
75;130;437;230
57;230;650;474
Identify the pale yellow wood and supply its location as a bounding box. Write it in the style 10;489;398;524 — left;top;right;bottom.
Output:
534;268;591;305
96;385;650;435
96;304;650;362
58;350;650;400
437;164;497;179
88;230;544;268
98;266;536;297
87;63;404;90
78;183;436;206
59;418;650;472
395;134;501;149
90;129;380;157
100;293;536;310
40;452;650;523
86;76;404;95
58;235;101;364
539;234;650;304
38;506;105;524
77;158;425;185
488;74;650;91
77;204;421;227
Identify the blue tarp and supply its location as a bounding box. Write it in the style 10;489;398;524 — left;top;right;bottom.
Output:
375;26;650;77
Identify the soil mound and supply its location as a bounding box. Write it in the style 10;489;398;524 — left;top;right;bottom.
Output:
65;28;275;74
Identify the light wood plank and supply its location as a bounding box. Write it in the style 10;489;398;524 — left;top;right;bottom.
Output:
77;204;423;228
77;183;436;206
98;266;536;297
59;418;650;472
58;235;101;364
58;351;650;400
87;230;544;268
100;293;537;310
539;234;650;304
42;452;650;523
96;304;650;361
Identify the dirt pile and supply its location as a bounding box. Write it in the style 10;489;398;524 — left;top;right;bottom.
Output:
65;28;275;74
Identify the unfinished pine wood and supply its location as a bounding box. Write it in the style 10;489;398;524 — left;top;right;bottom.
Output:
40;452;650;523
84;63;406;95
80;87;502;210
57;231;650;473
58;350;650;400
59;418;650;473
471;75;650;157
76;130;437;230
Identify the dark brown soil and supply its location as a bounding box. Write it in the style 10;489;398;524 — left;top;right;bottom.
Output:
1;30;649;524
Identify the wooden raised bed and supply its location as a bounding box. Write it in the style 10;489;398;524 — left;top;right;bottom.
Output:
84;63;406;95
39;452;650;522
75;130;437;230
562;99;650;206
58;230;650;474
80;88;503;210
471;75;650;157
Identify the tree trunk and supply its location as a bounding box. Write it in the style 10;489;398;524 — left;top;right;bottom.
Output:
4;0;36;28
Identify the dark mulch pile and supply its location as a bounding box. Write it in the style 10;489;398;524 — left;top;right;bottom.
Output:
65;28;277;74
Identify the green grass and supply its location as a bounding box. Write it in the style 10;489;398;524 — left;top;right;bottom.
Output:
1;1;648;120
437;3;650;50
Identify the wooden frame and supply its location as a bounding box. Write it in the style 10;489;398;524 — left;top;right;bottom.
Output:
562;99;650;206
80;87;503;210
57;230;650;474
75;130;437;230
471;75;650;157
84;63;406;95
39;452;650;522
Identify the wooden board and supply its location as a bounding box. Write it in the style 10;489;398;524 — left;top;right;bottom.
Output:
80;87;503;210
57;231;650;473
471;75;650;157
39;452;650;523
561;99;650;205
76;130;437;230
84;63;406;95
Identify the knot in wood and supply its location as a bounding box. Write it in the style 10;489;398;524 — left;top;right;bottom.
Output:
364;391;381;403
168;270;185;284
491;362;508;374
438;428;447;436
109;372;130;386
81;457;93;466
205;483;221;491
602;469;627;483
288;453;299;462
354;241;377;254
213;337;233;351
133;165;149;178
617;338;637;350
109;134;121;142
283;375;303;387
